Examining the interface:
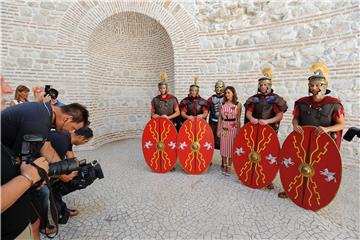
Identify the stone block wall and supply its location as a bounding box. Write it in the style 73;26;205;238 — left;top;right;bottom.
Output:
1;0;359;166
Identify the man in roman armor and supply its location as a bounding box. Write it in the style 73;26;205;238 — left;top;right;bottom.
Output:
207;80;225;167
278;63;345;199
180;76;209;122
244;67;288;190
151;72;180;128
244;67;288;133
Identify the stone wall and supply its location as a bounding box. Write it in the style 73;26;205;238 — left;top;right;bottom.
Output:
1;0;359;166
88;12;174;147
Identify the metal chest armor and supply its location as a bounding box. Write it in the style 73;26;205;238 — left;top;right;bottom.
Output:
182;97;207;116
152;96;177;116
297;103;337;127
252;95;277;120
209;95;224;123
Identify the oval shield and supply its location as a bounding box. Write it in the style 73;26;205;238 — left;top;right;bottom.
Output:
178;118;214;174
142;118;177;173
278;126;342;211
233;123;280;189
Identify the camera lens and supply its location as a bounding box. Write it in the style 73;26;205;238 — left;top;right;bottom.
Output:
48;159;78;176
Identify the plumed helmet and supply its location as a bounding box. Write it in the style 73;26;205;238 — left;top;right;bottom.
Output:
190;76;200;89
308;63;329;96
158;72;168;88
258;67;272;94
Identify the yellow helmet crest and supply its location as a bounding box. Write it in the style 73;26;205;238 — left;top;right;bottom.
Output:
309;63;329;83
258;67;273;94
261;67;272;80
193;76;199;86
158;72;168;88
159;72;168;81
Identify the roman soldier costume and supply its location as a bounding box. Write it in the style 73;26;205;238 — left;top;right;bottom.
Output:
178;77;213;174
143;72;179;173
293;63;345;148
244;67;288;133
277;63;345;202
278;126;342;211
151;72;179;127
179;76;208;120
207;80;225;150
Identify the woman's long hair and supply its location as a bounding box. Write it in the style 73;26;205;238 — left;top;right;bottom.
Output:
14;85;30;102
224;86;238;105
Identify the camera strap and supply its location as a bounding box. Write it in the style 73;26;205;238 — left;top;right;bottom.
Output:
1;143;18;166
30;162;59;238
43;102;52;117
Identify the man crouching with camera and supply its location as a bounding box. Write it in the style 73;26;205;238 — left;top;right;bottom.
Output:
35;127;94;233
1;76;90;239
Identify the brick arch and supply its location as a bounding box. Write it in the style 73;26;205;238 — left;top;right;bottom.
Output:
57;1;202;95
56;1;201;148
58;0;200;52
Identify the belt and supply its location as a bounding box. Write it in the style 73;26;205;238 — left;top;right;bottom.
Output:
224;118;236;122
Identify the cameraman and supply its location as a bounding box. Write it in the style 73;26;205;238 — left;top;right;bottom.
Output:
36;127;93;233
1;148;49;239
1;76;49;239
46;88;65;107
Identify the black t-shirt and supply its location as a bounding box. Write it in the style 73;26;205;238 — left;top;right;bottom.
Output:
1;145;31;240
1;102;53;156
48;131;72;160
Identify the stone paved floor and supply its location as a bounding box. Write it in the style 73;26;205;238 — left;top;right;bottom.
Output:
51;139;359;240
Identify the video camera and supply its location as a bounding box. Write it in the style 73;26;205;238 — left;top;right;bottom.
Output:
44;85;59;100
52;159;104;196
21;134;104;194
21;134;79;177
343;127;360;142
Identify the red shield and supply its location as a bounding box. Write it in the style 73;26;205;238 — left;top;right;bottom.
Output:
142;118;177;173
279;126;342;211
233;123;280;189
178;118;214;174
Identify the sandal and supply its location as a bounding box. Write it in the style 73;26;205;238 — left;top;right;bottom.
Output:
67;208;79;217
221;165;227;175
278;191;288;199
226;164;232;176
266;183;274;190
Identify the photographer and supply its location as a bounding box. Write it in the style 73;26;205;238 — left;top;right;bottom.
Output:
47;88;65;107
1;79;90;239
1;76;49;239
1;148;49;239
36;127;93;233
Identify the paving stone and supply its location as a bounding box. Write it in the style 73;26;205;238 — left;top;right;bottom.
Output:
45;139;359;240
